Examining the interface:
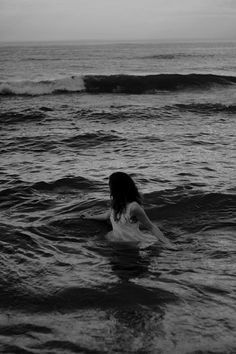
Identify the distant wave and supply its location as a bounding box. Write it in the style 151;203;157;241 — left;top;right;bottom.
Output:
140;53;210;60
1;131;125;152
169;103;236;114
1;73;236;96
24;57;66;61
0;109;47;123
83;74;236;94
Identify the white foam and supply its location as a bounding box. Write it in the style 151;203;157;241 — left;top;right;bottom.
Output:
0;76;85;96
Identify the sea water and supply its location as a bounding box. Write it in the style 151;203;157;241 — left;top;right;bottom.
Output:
0;40;236;353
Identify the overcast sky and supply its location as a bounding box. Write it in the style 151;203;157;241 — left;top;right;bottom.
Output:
0;0;236;42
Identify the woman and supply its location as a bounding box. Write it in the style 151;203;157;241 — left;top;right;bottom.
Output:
81;172;171;247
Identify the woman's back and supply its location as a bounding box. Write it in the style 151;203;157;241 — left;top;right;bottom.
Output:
108;202;157;247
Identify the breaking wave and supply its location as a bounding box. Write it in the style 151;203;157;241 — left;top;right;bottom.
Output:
0;76;85;96
1;73;236;96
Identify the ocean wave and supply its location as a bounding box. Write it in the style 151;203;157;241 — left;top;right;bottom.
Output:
1;132;125;152
1;73;236;96
144;189;236;232
144;186;236;209
0;176;103;210
0;76;85;96
3;136;58;152
1;180;235;212
32;176;102;192
64;132;126;148
0;109;47;123
0;107;54;124
0;183;235;316
2;179;235;234
0;176;100;195
170;103;236;114
82;73;236;93
140;53;209;60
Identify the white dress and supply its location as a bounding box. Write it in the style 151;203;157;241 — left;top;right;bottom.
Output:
107;202;157;248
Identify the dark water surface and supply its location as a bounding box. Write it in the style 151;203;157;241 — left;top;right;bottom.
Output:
0;41;236;353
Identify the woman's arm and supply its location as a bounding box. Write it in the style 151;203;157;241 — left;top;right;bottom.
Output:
131;202;171;246
81;210;110;221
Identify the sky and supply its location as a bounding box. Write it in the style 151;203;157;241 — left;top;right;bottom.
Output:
0;0;236;42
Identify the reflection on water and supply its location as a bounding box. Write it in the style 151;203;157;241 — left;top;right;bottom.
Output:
109;246;151;281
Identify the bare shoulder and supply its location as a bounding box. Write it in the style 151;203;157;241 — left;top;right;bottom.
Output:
129;201;144;214
129;201;153;228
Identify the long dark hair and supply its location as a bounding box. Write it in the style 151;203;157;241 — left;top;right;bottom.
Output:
109;172;142;221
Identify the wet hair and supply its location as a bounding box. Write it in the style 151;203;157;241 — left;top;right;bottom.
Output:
109;172;142;221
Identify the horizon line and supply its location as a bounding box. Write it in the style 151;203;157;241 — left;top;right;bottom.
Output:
0;37;236;45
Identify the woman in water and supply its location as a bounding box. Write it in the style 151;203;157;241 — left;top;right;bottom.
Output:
81;172;171;247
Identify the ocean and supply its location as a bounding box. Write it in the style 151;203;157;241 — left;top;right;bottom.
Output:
0;40;236;353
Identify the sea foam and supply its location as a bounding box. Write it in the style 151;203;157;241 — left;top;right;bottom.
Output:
0;76;85;96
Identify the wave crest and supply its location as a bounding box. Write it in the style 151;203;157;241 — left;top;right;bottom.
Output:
83;73;236;94
1;73;236;96
0;76;85;96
